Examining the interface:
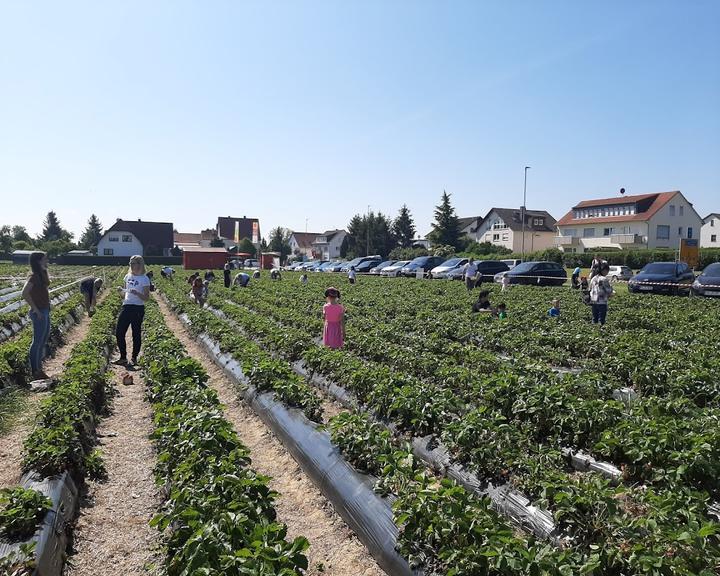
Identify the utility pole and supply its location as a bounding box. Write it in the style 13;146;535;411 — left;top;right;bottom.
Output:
521;166;531;257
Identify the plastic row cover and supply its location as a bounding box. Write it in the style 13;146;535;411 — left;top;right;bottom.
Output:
178;315;416;576
0;292;74;344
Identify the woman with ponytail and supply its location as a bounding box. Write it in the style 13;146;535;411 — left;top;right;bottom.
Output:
21;251;51;380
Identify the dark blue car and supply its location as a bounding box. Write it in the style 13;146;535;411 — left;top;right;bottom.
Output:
628;262;695;295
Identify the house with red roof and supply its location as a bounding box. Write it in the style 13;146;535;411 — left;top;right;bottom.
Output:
555;191;701;253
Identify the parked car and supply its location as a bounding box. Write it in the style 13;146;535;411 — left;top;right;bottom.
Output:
355;258;383;273
284;261;304;271
608;265;634;283
380;261;410;277
429;257;468;279
628;262;695;295
447;260;510;282
325;261;347;273
297;260;321;271
340;256;382;272
503;261;567;286
243;259;259;269
500;259;522;270
399;256;447;277
316;261;340;272
306;260;329;272
692;263;720;298
369;260;396;275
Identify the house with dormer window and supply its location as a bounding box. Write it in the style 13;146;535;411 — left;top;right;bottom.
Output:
555;191;701;253
701;213;720;248
473;208;557;252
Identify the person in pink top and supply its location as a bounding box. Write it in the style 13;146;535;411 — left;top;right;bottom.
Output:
322;287;345;349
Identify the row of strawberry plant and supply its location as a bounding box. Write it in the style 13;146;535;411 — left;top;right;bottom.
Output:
329;411;720;575
20;290;122;480
138;300;309;575
158;281;324;422
214;281;720;501
197;278;720;567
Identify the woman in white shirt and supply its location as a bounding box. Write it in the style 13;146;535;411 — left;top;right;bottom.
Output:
115;255;151;366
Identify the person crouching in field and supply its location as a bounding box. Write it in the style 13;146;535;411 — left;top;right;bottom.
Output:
472;290;493;314
79;276;103;315
322;287;345;349
233;272;251;288
192;276;205;306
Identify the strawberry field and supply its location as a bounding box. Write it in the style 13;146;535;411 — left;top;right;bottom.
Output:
156;270;720;575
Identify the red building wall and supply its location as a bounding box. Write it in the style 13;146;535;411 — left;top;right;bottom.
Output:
183;251;228;270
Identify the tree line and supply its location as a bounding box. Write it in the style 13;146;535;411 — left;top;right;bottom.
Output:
0;212;104;257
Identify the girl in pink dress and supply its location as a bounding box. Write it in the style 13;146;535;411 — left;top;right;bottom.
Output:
322;287;345;349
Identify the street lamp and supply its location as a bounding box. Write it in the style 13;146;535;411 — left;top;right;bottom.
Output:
521;166;531;257
366;205;371;256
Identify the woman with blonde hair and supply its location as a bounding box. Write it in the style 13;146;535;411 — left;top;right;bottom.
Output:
115;255;151;367
22;251;51;380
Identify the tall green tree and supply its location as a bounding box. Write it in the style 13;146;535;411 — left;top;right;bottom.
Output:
346;212;396;258
210;237;225;247
12;226;33;244
392;204;416;248
40;211;72;242
268;227;292;263
79;214;103;250
237;237;257;257
427;191;461;250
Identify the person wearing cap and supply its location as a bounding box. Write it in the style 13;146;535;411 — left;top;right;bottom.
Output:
79;275;103;315
322;287;345;349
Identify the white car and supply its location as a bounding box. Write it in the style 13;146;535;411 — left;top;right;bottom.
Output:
608;265;633;283
429;257;468;279
380;261;410;277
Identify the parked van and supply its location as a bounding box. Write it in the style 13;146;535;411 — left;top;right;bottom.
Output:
500;259;522;269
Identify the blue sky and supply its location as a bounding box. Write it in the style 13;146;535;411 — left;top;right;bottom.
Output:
1;1;718;239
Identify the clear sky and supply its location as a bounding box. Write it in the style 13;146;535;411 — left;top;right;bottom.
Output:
1;0;718;240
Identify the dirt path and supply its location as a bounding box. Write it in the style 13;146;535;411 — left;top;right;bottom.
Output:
65;334;159;576
157;296;385;576
0;304;95;490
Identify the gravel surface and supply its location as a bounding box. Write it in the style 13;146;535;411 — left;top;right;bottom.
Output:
64;334;159;576
0;305;94;490
158;296;386;576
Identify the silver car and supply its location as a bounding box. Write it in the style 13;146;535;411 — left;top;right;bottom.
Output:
429;257;468;279
380;261;410;277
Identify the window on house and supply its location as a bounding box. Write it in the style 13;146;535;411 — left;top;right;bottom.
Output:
679;206;684;216
583;228;595;238
687;227;693;239
711;219;715;227
712;235;717;242
669;205;675;216
109;236;119;242
533;218;544;226
678;227;683;237
603;228;615;236
492;234;500;241
103;248;114;255
502;233;509;241
122;234;132;242
656;225;670;240
564;229;577;237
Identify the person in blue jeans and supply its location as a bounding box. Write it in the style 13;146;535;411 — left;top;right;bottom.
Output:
589;263;614;325
22;251;51;380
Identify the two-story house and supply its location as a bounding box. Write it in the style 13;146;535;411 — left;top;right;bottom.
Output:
311;230;347;260
97;219;174;257
555;191;702;253
701;213;720;248
474;208;557;253
289;232;321;260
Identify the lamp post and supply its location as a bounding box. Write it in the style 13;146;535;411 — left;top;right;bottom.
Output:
521;166;531;257
366;205;371;256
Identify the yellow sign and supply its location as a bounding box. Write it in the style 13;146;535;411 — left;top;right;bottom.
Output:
680;238;699;268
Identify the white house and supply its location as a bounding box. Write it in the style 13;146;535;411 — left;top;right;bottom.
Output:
289;232;321;260
701;213;720;248
97;219;174;257
474;208;557;253
555;191;702;253
311;230;347;260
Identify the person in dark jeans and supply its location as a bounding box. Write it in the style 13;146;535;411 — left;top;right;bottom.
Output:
589;263;614;326
223;263;231;288
22;251;51;380
115;255;151;367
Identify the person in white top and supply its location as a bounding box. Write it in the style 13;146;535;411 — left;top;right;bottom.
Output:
115;255;151;367
348;267;357;284
463;258;479;292
501;273;511;292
